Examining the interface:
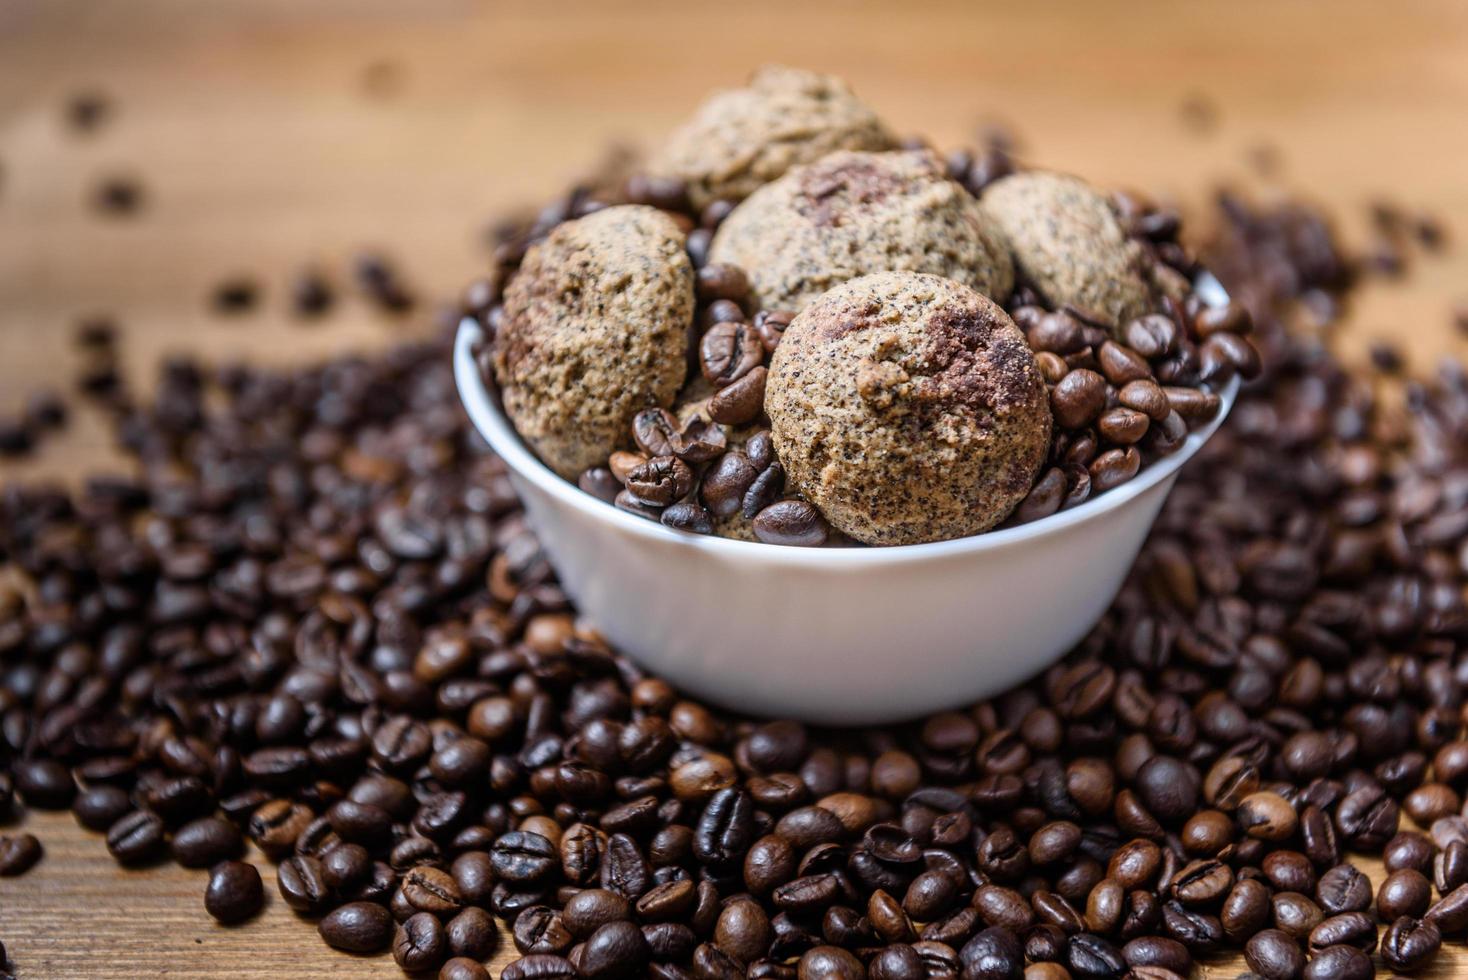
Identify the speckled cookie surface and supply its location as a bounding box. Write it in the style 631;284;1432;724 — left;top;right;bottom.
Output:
708;150;1014;315
493;205;693;479
649;66;895;212
980;171;1152;329
766;272;1051;545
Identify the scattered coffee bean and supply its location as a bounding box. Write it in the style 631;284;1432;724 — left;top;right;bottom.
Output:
204;861;263;924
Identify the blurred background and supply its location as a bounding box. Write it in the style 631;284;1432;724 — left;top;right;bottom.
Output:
1;2;1467;974
2;0;1467;484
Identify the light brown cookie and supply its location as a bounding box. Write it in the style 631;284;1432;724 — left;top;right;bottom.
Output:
766;272;1051;545
709;149;1014;315
649;66;895;212
493;205;693;479
980;171;1153;330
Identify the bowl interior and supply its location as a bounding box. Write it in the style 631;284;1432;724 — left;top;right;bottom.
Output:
453;271;1240;565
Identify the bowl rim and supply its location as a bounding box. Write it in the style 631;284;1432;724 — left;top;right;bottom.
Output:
454;272;1240;566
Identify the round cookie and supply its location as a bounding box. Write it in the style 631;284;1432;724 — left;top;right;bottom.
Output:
766;272;1050;546
709;149;1014;315
979;170;1152;330
493;205;693;479
649;66;895;212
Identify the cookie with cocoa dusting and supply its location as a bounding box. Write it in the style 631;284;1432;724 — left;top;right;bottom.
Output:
649;66;895;212
710;149;1014;314
494;205;693;479
766;271;1051;545
980;170;1153;330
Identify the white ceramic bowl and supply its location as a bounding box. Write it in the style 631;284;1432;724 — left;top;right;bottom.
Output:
454;276;1238;724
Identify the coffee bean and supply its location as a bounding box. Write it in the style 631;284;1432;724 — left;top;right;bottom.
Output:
700;321;762;387
581;920;648;979
794;945;864;980
446;906;499;961
1120;935;1190;974
73;785;132;832
106;810;166;866
708;366;767;426
1243;928;1304;980
1237;791;1298;841
1052;370;1107;429
959;926;1024;980
403;865;465;915
0;833;43;876
172;816;244;868
440;957;491;980
1302;944;1372;980
493;830;559;884
625;456;694;507
320;901;394;953
1306;912;1377;955
13;759;75;810
717;898;774;963
752;499;828;547
1381;915;1442;973
1315;865;1372;916
277;854;332;914
1378;869;1431;923
204;860;263;924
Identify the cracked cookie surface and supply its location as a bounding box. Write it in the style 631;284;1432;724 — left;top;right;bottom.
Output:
494;205;694;479
766;271;1051;545
710;149;1014;315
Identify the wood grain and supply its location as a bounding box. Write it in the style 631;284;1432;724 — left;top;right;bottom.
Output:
1;1;1467;976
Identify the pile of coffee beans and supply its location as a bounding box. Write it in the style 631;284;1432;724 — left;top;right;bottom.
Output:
474;152;1258;546
1;174;1466;980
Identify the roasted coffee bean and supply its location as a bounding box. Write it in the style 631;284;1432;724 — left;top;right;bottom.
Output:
752;500;829;547
1272;893;1323;942
1302;944;1372;980
514;906;574;956
0;833;43;876
106;810;166;866
1315;865;1372;916
204;860;263;924
439;959;492;980
700;321;762;387
1066;932;1125;977
581;920;648;979
1381;915;1441;973
13;759;75;810
320;901;394;953
172;816;244;868
1120;935;1190;974
717;898;774;963
1170;858;1233;906
494;830;559;884
1306;912;1377;955
636;879;696;923
959;926;1024;980
446;906;498;961
277;854;332;914
403;865;464;915
708;366;767;426
1243;928;1304;980
1437;839;1468;893
1378;869;1431;922
1237;792;1298;841
1052;370;1108;429
73;785;133;832
625;456;694;507
394;911;448;971
558;888;629;940
1383;831;1435;875
500;954;576;980
1335;786;1398;851
1425;883;1468;933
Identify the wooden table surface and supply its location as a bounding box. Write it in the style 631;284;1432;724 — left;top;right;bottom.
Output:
2;1;1467;976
